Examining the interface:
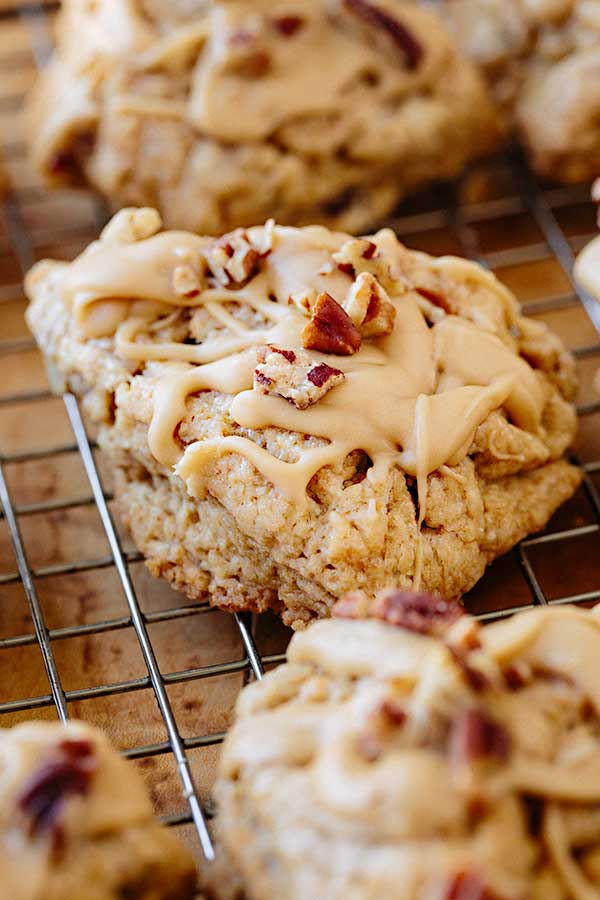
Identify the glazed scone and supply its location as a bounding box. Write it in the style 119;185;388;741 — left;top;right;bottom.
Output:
25;209;581;627
211;592;600;900
575;178;600;302
26;0;497;234
444;0;600;182
0;720;196;900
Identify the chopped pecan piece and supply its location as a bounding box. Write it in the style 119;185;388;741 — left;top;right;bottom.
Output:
344;272;396;337
332;238;396;291
371;589;463;636
445;872;506;900
302;292;361;355
289;287;318;316
254;346;344;409
450;709;511;766
271;14;305;36
172;263;204;298
227;29;271;77
447;645;489;693
207;229;259;287
18;739;97;849
341;0;423;69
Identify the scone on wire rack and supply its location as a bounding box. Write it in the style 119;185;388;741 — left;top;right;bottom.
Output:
575;179;600;303
209;591;600;900
0;720;196;900
25;0;498;235
444;0;600;183
25;208;581;627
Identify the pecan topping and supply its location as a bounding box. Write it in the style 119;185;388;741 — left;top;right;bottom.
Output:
207;229;259;287
301;292;361;356
271;14;305;36
172;264;203;298
445;872;507;900
227;30;271;77
341;0;423;69
289;288;318;316
344;272;396;338
18;739;97;849
450;709;511;766
371;589;463;636
332;238;396;291
447;644;489;693
254;346;344;409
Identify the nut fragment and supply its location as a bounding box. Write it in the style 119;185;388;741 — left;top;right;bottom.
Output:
227;29;271;77
18;739;97;849
450;709;511;766
372;589;463;636
271;14;305;36
301;292;361;356
289;287;318;316
332;237;397;293
445;872;505;900
341;0;423;69
172;264;203;298
100;207;162;244
206;229;259;287
254;346;345;409
344;272;396;337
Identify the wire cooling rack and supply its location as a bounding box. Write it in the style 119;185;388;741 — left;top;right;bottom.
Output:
0;0;599;869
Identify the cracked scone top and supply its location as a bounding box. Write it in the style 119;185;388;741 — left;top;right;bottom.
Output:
444;0;600;182
0;720;196;900
25;0;497;234
211;595;600;900
25;209;581;625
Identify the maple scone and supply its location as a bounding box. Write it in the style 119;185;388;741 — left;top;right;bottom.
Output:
210;593;600;900
25;0;497;235
25;209;581;627
445;0;600;182
0;720;196;900
575;178;600;303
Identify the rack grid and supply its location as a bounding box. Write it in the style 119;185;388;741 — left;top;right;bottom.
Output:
0;0;599;868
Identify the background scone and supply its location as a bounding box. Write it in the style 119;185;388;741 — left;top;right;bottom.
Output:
575;178;600;302
0;720;196;900
26;0;497;234
25;209;581;627
211;593;600;900
445;0;600;182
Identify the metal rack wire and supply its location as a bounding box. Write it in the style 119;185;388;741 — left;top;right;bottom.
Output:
0;0;599;869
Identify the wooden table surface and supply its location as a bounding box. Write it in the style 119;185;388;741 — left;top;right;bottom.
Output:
0;2;599;866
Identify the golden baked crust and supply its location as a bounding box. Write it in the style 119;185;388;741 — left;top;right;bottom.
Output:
210;599;600;899
25;210;581;626
445;0;600;182
0;721;196;900
25;0;498;234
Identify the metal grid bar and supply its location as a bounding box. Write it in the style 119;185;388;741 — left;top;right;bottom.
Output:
0;0;598;868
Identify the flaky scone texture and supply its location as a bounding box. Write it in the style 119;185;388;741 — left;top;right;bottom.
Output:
445;0;600;182
25;0;497;234
25;209;580;627
211;596;600;900
0;720;196;900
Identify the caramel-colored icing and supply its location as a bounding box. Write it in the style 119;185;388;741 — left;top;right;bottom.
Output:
31;213;550;518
